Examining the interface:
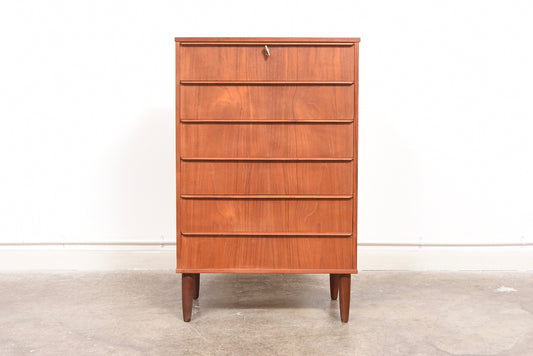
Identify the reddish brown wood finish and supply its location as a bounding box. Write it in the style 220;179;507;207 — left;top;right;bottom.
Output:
181;273;194;321
175;41;182;269
181;80;353;85
181;123;353;159
182;199;352;234
181;85;354;120
353;40;359;272
181;161;353;195
176;37;360;43
193;274;200;300
181;45;354;81
176;38;358;322
339;274;351;322
330;274;339;300
181;237;352;271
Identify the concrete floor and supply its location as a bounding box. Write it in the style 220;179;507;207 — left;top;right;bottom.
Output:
0;272;532;355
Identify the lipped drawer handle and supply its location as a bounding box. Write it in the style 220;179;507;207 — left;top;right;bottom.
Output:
264;45;270;58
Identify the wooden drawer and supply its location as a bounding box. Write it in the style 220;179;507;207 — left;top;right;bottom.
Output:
181;85;354;120
181;123;353;159
181;199;352;235
181;236;353;270
181;161;353;195
180;45;354;81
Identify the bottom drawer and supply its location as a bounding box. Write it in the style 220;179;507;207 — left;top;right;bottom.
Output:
180;236;354;271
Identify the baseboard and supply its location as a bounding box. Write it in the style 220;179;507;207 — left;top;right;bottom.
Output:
358;245;532;271
0;243;531;271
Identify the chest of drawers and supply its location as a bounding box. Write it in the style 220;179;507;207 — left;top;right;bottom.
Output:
175;37;359;322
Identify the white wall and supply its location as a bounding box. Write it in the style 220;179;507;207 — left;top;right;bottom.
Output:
360;1;533;246
0;0;531;269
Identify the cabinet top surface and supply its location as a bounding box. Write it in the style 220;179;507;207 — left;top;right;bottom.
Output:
175;37;360;43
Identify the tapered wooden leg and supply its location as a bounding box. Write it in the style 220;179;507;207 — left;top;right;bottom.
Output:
193;273;200;300
329;274;339;300
182;273;194;322
338;274;351;322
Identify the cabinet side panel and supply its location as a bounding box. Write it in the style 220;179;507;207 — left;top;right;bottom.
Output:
176;41;182;269
353;42;359;271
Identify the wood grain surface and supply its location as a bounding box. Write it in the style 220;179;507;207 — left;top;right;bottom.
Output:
177;39;358;273
181;85;354;120
353;42;359;270
175;41;182;268
181;161;353;194
182;199;352;234
176;37;360;43
181;123;353;158
180;236;353;270
181;45;354;81
176;37;359;322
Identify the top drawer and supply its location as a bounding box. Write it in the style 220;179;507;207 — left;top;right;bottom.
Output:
180;44;354;81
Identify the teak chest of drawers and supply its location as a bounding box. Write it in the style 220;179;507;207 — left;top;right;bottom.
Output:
175;37;359;322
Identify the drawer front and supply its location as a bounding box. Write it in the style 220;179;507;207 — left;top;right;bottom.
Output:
181;236;353;270
181;123;353;158
180;45;354;81
181;199;352;234
181;85;354;120
181;161;353;195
